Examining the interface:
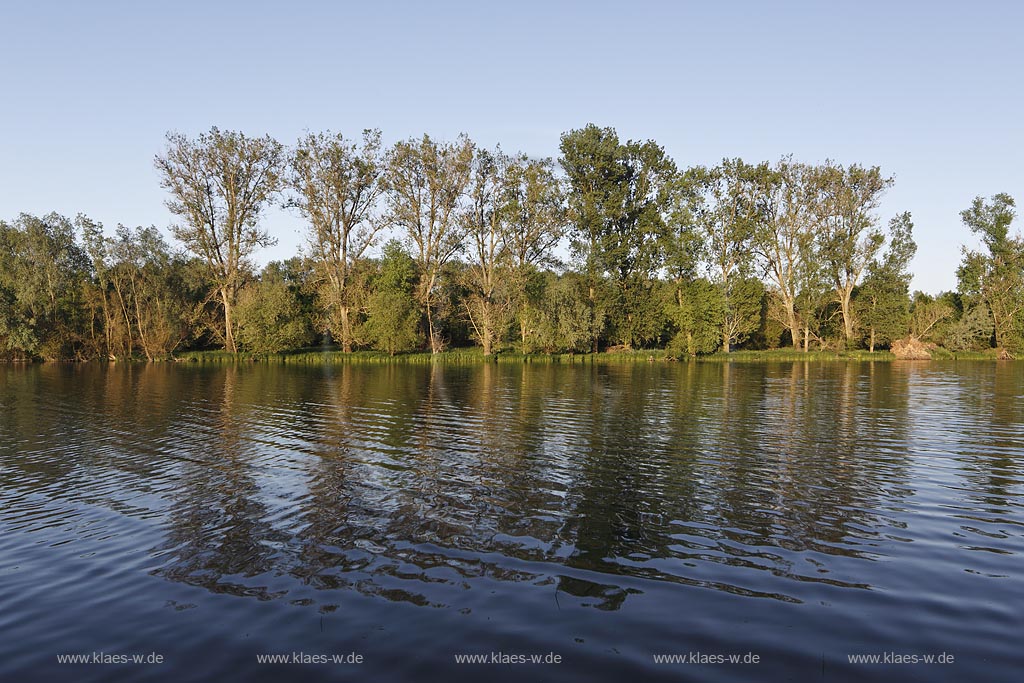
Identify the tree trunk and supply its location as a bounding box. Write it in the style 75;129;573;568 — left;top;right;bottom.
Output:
100;294;113;359
840;292;854;347
992;308;1003;349
113;284;133;357
481;298;493;356
589;283;598;354
803;324;810;352
134;297;154;361
722;332;730;354
786;301;800;350
130;278;154;361
339;305;353;353
869;327;876;353
222;287;237;353
426;301;439;354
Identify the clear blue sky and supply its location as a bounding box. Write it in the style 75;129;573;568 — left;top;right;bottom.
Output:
1;0;1021;293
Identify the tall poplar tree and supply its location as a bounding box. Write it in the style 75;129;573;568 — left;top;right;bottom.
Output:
686;159;763;353
155;128;285;352
806;162;892;347
288;130;386;352
500;154;565;349
386;134;474;353
560;124;676;350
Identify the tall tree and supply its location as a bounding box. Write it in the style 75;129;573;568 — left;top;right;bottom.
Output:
686;159;763;353
855;212;917;351
560;124;676;349
753;157;818;348
460;147;510;355
957;193;1022;350
790;218;831;352
155;127;285;352
386;134;474;353
662;174;709;355
806;161;893;346
500;154;565;349
79;215;118;358
288;130;386;352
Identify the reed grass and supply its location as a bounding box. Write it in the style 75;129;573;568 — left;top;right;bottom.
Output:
172;345;1013;365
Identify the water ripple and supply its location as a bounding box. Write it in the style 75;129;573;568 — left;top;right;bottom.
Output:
1;361;1023;681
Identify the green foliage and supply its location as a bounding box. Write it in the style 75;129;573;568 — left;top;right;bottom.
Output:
854;212;917;350
909;291;955;344
155;127;285;352
664;278;723;356
0;213;91;359
235;263;314;355
363;290;421;355
957;194;1022;351
81;218;202;359
529;273;606;354
943;304;994;352
609;278;669;349
0;281;37;356
559;124;677;348
362;241;422;355
805;161;893;345
7;129;1024;363
856;278;908;350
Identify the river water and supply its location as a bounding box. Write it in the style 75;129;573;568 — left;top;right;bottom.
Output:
1;361;1021;682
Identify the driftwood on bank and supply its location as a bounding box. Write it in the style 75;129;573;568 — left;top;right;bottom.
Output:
890;337;934;360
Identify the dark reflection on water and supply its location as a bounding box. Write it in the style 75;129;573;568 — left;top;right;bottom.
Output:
1;362;1022;682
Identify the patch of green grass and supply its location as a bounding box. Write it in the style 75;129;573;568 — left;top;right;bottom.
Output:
172;349;243;363
167;345;1015;365
698;349;895;362
948;349;1004;360
172;346;668;365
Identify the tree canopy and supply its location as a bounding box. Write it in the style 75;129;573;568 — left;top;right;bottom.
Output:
2;125;1019;360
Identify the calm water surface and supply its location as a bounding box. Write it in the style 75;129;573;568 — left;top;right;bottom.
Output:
1;361;1022;682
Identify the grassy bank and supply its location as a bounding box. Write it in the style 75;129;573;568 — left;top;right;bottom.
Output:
172;347;664;365
169;346;1012;364
698;349;896;362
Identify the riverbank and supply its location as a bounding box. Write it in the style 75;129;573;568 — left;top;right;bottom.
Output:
164;347;1009;364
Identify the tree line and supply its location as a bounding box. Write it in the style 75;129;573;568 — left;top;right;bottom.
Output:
1;124;1021;361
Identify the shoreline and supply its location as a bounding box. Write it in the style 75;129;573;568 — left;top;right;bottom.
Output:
4;348;1009;365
